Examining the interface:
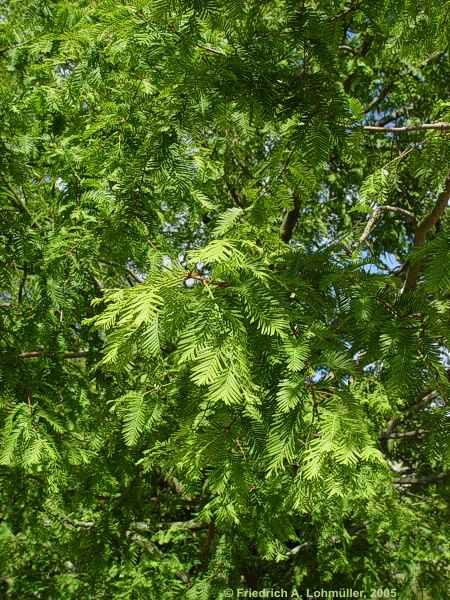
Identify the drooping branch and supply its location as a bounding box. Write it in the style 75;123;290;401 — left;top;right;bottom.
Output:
126;532;163;555
280;191;300;243
403;172;450;292
18;266;27;304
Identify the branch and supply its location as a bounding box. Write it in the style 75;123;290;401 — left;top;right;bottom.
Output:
373;106;414;128
280;191;300;243
0;177;32;219
359;204;417;245
331;1;363;22
0;39;44;56
223;176;245;208
98;260;143;284
195;44;226;56
164;474;194;500
131;519;207;533
64;518;95;529
338;44;356;54
359;207;382;244
18;266;27;304
364;52;445;114
286;542;311;557
365;85;392;113
403;172;450;291
381;205;417;223
126;531;163;555
379;429;427;440
362;122;450;134
16;351;89;360
395;471;450;486
184;272;231;288
380;391;439;442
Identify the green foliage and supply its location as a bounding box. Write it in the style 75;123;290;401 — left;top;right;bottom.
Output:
1;0;450;598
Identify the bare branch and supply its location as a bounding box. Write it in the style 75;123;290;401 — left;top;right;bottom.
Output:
359;204;417;245
381;206;417;223
98;260;143;284
18;266;27;304
286;542;311;557
362;122;450;134
195;44;226;56
365;86;392;113
359;207;382;244
16;351;89;360
132;519;207;533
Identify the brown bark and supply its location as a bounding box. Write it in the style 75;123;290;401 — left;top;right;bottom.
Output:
403;172;450;291
280;191;300;243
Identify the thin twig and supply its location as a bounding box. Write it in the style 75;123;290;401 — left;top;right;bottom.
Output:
195;44;226;56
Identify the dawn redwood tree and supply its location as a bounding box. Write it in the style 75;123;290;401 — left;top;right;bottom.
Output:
0;1;449;598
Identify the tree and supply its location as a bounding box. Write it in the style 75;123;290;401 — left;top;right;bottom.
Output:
1;0;449;598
